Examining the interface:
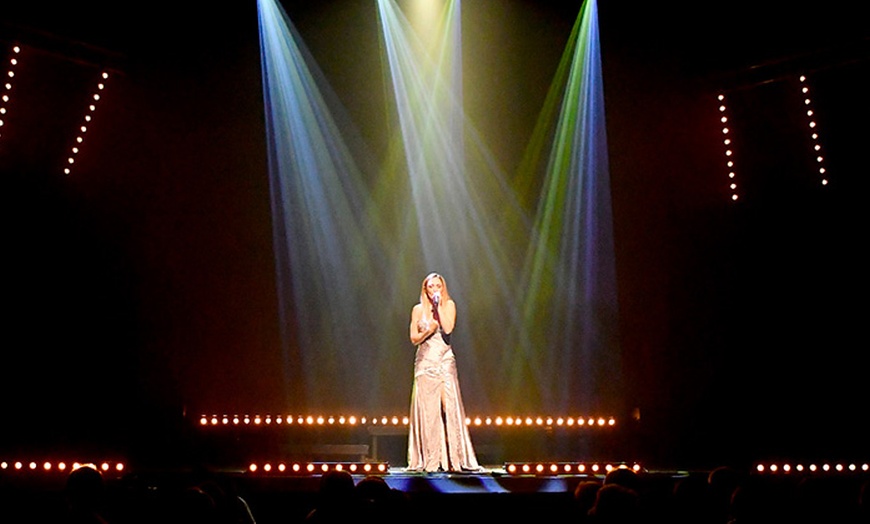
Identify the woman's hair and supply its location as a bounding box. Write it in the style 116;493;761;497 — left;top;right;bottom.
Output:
419;272;451;308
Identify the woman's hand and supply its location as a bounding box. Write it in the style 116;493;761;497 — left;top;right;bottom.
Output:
417;318;438;334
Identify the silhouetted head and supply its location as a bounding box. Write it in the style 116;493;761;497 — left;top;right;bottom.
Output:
604;466;641;493
318;470;355;502
573;479;603;517
65;464;105;512
355;475;391;503
589;483;641;523
707;465;741;496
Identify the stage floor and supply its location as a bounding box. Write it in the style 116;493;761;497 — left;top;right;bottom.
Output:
241;465;600;494
229;467;612;523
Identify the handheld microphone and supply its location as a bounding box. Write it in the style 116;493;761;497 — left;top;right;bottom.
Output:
432;292;441;306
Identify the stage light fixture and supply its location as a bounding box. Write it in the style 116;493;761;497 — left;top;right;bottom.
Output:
798;75;829;185
716;94;741;201
1;45;23;139
0;460;124;478
502;461;641;477
63;72;110;175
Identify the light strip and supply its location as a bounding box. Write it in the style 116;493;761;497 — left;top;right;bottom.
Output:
198;414;617;429
717;93;740;202
0;460;126;476
247;461;389;476
504;462;642;476
64;71;110;175
798;75;828;186
755;462;869;474
0;44;23;140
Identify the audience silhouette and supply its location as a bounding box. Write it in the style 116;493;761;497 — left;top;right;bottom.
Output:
63;464;112;524
353;475;410;523
587;483;641;523
303;470;358;523
6;462;869;524
572;479;603;522
707;466;744;524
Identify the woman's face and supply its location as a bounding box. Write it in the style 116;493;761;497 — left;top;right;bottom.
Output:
425;277;443;299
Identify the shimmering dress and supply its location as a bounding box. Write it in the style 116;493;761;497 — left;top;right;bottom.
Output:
407;320;481;472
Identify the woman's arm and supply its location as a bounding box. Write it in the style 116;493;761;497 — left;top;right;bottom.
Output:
438;300;456;335
409;303;438;346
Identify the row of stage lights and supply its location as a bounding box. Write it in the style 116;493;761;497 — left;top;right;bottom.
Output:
1;461;125;477
4;459;867;479
64;71;110;176
248;462;389;475
238;462;870;477
243;462;639;477
755;462;869;475
716;93;739;201
504;462;641;476
199;414;617;429
798;75;828;186
0;45;22;140
0;459;639;479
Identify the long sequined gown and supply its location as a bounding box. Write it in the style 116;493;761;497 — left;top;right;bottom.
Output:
407;321;480;472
